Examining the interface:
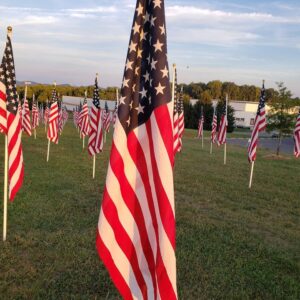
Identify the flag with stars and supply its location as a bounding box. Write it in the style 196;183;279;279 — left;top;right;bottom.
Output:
0;30;24;201
177;86;184;152
96;1;177;299
47;86;59;144
294;109;300;158
22;96;32;136
88;76;103;156
248;82;267;162
217;100;228;146
32;94;39;129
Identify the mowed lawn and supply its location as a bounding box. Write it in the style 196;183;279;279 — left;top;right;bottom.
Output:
0;123;299;299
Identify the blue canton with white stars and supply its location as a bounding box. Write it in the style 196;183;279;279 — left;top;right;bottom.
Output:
93;77;100;109
0;35;18;115
257;83;266;115
118;0;171;133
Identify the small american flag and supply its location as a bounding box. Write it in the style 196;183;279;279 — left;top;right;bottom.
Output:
0;28;24;201
248;83;266;162
293;109;300;158
47;87;59;144
103;101;110;132
211;106;217;143
32;94;39;129
79;93;90;136
88;76;103;156
44;100;49;124
197;107;204;138
177;86;184;152
173;66;180;154
22;97;32;136
96;0;177;299
217;98;228;146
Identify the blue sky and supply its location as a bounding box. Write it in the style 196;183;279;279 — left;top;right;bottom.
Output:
0;0;299;96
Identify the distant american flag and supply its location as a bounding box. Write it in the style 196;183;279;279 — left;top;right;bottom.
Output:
88;76;103;156
0;29;24;200
177;86;184;152
96;0;177;299
197;107;204;138
103;101;110;132
22;97;32;136
79;94;90;136
47;87;59;144
32;94;39;129
44;101;49;124
211;107;217;143
173;67;179;155
293;109;300;158
217;99;227;146
248;83;267;162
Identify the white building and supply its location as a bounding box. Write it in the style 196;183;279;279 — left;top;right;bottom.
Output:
190;99;272;128
62;96;116;112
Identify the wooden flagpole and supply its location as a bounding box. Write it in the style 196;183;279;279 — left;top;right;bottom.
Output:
3;27;12;241
249;161;255;188
224;94;228;165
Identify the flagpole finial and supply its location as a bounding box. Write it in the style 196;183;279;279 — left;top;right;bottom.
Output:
53;81;56;87
7;26;12;36
173;63;176;68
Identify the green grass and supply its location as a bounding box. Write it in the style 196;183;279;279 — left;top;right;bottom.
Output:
0;123;299;299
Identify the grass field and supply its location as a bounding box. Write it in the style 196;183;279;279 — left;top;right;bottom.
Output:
0;123;299;299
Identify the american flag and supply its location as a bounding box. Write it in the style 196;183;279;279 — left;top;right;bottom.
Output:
96;1;177;299
248;83;267;162
22;96;32;136
113;95;118;127
103;101;111;132
177;86;184;152
79;93;90;136
32;94;39;129
173;66;180;154
211;106;217;143
0;28;24;201
217;98;228;146
44;100;49;125
47;87;59;144
88;76;103;156
39;103;43;124
197;107;204;138
293;109;300;158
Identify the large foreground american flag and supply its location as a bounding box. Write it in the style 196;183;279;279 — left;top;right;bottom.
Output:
248;83;267;162
293;109;300;158
96;0;177;299
0;28;24;201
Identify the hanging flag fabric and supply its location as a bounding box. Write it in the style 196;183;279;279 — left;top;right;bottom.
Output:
0;29;24;200
248;83;267;162
197;110;204;138
32;94;39;129
79;95;90;136
96;1;177;299
88;76;103;156
22;97;32;136
211;108;217;144
217;101;227;146
177;86;184;152
47;87;59;144
173;67;180;155
103;101;110;132
293;109;300;158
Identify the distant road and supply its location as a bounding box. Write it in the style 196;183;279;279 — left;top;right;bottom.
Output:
227;137;294;155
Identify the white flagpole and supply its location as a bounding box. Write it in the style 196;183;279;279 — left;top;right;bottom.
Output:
3;135;8;241
46;139;50;162
93;155;96;179
249;161;255;188
224;94;228;165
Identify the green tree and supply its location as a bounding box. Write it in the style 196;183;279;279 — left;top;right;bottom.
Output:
207;80;222;99
267;82;297;156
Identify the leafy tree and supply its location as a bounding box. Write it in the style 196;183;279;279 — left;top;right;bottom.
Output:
207;80;222;99
267;82;297;155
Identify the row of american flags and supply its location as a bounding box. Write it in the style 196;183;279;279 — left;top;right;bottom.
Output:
0;0;299;299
